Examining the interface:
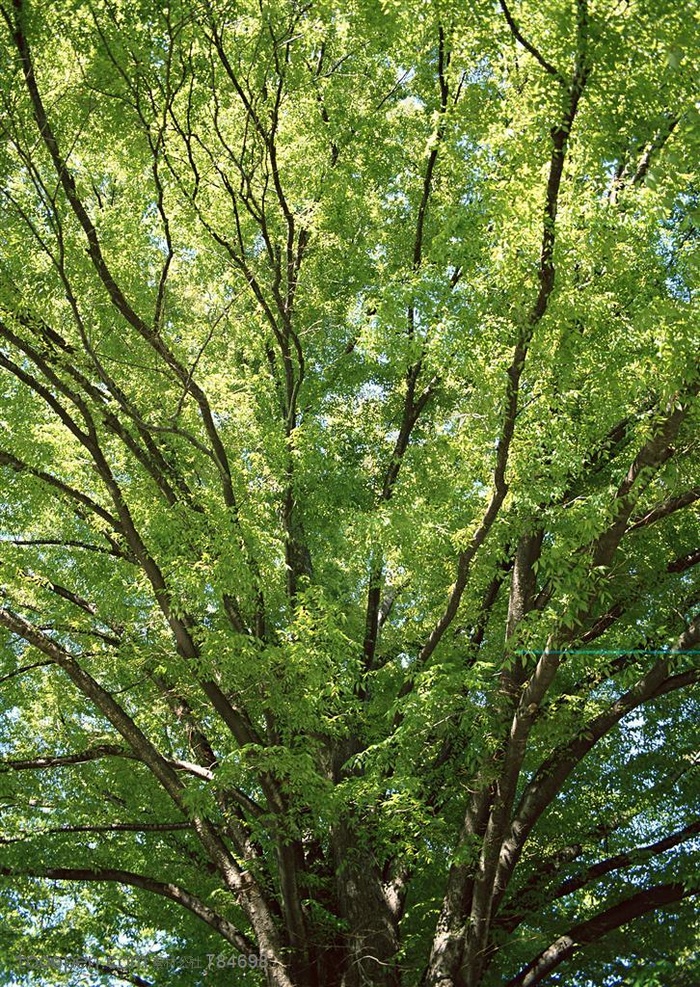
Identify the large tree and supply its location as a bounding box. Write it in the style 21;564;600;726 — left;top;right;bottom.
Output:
0;0;698;985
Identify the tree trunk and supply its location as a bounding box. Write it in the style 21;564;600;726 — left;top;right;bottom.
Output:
331;817;401;987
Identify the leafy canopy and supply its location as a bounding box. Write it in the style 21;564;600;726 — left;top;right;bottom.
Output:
0;0;698;986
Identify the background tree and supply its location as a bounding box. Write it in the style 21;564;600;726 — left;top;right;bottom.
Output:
0;0;698;986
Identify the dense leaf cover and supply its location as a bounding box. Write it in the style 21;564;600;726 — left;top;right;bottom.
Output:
0;1;698;985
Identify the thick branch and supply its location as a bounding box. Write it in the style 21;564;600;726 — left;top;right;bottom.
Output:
505;882;698;987
499;819;700;934
498;0;566;82
362;25;449;668
628;485;700;531
7;1;241;515
0;606;286;962
417;32;586;676
0;863;254;953
0;658;53;684
0;448;120;530
553;820;700;901
422;26;593;980
497;752;700;935
496;619;700;904
2;744;130;770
